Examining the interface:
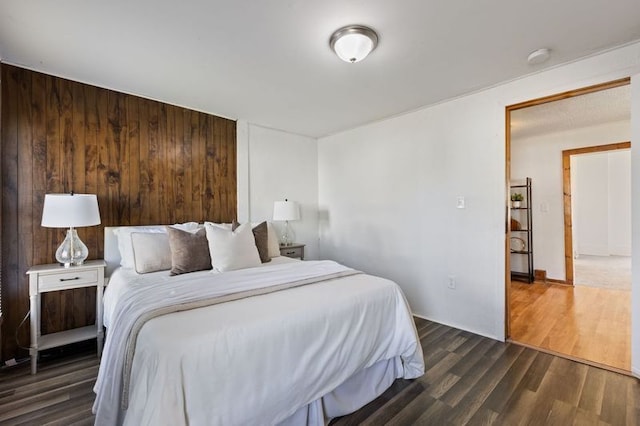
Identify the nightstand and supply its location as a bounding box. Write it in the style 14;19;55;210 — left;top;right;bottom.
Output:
280;243;305;260
26;259;106;374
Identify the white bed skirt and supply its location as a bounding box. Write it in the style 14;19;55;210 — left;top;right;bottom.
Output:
279;357;401;426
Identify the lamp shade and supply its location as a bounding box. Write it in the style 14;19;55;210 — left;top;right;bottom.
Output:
273;200;300;221
41;194;101;228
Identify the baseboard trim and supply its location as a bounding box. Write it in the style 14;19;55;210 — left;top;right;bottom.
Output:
412;313;504;342
633;367;640;379
508;339;633;377
546;278;571;286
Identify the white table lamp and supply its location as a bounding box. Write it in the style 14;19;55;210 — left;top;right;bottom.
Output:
41;193;101;267
273;199;300;246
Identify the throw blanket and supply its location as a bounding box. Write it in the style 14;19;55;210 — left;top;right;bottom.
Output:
93;260;360;425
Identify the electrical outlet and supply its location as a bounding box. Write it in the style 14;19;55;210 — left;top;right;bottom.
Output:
448;275;456;289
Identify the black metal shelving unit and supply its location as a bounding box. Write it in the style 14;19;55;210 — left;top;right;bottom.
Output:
510;177;533;283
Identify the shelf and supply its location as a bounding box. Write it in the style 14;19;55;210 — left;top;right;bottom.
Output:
511;271;533;283
510;177;533;283
38;325;97;350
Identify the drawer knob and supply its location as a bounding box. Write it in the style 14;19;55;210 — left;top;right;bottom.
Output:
59;276;81;282
286;251;295;255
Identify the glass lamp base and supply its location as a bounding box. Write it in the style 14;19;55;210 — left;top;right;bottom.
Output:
56;228;89;267
281;221;295;246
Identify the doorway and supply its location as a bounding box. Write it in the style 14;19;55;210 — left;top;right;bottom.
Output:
505;78;632;372
564;143;631;289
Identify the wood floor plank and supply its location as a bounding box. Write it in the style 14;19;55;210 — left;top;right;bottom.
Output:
519;350;554;392
465;408;500;426
0;377;95;421
413;398;451;425
546;356;589;406
510;281;631;371
6;391;94;426
445;344;525;424
358;381;426;426
427;372;460;399
448;337;499;377
384;391;437;426
0;354;97;391
494;388;538;425
421;351;461;384
600;371;630;425
627;379;640;426
329;379;416;426
1;318;638;426
440;342;514;408
477;346;537;414
545;399;577;426
578;367;607;415
0;365;98;405
453;332;485;357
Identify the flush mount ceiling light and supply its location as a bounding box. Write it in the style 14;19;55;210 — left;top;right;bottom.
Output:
527;48;550;65
330;25;379;63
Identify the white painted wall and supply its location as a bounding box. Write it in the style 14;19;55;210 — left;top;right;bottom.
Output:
608;150;632;256
572;150;631;257
318;42;640;347
511;121;630;279
237;122;319;259
574;153;610;256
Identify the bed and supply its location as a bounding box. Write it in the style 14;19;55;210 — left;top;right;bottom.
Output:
93;224;424;425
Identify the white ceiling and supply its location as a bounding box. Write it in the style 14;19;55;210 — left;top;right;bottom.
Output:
1;0;639;138
511;84;631;139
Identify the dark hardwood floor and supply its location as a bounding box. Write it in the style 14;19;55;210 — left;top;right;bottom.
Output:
1;317;638;425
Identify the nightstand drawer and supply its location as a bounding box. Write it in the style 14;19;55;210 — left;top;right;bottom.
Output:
39;269;98;291
280;245;304;259
281;247;302;257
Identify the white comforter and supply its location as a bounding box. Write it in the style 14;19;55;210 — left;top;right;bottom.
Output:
94;260;424;426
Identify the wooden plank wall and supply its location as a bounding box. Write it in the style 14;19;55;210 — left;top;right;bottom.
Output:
0;64;237;361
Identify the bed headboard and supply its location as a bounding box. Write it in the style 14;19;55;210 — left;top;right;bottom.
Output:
104;226;122;278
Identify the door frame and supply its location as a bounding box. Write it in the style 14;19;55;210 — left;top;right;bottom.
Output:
563;141;631;285
504;77;630;339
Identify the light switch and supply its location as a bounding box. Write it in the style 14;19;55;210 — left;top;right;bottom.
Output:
540;202;549;213
456;196;465;209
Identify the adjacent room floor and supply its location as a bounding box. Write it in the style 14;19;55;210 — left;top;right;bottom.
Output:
574;254;631;290
510;281;631;372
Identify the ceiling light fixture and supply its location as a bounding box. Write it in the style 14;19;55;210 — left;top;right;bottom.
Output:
527;48;550;65
330;25;379;63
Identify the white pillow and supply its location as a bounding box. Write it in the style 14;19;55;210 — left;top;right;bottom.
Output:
172;222;200;233
115;223;201;268
253;222;281;258
205;222;261;272
204;222;233;230
114;226;166;268
131;232;172;273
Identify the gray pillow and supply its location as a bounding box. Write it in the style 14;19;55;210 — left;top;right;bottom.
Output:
166;226;212;275
252;221;271;263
